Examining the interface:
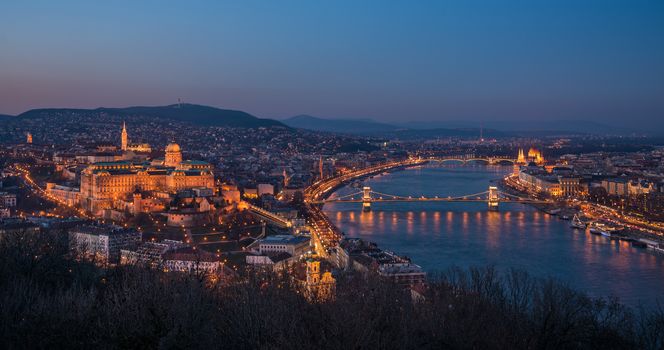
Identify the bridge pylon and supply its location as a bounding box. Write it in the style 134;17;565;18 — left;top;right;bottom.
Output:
488;186;499;211
362;186;372;212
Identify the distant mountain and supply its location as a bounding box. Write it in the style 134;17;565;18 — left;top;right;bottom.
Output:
0;114;13;118
282;115;401;134
396;120;632;135
17;104;286;128
385;127;512;140
281;115;516;138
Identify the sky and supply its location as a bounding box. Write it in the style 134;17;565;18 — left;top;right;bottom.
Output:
1;0;663;128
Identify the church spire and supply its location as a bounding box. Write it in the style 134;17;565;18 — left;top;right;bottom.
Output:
121;121;128;151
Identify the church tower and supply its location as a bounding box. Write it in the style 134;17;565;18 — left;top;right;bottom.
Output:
121;122;128;151
283;168;289;187
517;148;525;164
26;132;33;144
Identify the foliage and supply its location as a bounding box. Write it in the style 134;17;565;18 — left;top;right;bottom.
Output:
0;231;662;349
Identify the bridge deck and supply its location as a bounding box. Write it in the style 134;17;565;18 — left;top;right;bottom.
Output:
314;198;549;204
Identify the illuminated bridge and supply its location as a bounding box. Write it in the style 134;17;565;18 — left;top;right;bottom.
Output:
311;186;549;211
426;155;517;165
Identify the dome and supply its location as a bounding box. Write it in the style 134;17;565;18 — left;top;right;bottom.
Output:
166;143;181;153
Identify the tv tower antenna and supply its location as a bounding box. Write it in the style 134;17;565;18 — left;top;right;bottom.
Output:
177;98;182;108
480;122;484;142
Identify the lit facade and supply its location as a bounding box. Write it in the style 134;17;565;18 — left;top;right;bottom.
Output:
80;137;214;214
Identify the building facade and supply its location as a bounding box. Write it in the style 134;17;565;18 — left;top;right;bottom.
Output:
80;142;214;214
69;225;141;264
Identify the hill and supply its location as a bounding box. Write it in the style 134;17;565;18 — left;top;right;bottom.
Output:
17;104;286;128
282;115;400;134
397;120;633;136
282;115;514;138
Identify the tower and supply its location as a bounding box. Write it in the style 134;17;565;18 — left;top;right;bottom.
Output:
306;260;321;285
283;168;289;187
305;259;336;302
479;122;484;142
488;186;499;211
319;156;324;180
26;132;32;144
164;142;183;167
362;186;372;212
121;122;128;151
517;149;525;164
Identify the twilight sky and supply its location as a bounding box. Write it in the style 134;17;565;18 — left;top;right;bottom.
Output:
1;0;663;127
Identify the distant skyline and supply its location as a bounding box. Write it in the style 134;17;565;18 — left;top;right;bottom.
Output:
1;1;663;129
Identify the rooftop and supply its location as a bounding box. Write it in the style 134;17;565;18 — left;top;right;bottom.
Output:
261;235;310;245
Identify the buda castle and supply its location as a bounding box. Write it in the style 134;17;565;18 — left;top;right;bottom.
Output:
80;123;214;214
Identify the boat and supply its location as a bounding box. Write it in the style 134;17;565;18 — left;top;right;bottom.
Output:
351;180;363;188
588;222;623;237
589;223;603;235
546;208;562;215
570;214;587;229
641;239;664;254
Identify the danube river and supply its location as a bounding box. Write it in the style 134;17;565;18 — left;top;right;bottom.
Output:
323;164;664;307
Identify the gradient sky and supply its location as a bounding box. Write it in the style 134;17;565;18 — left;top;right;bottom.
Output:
1;0;663;127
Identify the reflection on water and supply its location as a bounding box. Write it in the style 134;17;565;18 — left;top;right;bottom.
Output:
324;165;664;307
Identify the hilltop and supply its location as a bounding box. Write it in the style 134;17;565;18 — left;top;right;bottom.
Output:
16;104;286;128
282;115;401;134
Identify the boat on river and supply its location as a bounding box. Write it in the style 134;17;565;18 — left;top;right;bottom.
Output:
570;214;587;229
589;222;624;238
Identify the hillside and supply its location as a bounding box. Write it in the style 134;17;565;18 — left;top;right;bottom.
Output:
282;115;515;138
282;115;400;134
17;104;286;128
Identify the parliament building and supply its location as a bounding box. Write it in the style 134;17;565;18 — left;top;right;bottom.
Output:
80;124;214;214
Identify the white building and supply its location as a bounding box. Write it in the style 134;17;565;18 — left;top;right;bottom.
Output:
257;184;275;196
69;225;141;264
0;192;17;207
251;235;311;257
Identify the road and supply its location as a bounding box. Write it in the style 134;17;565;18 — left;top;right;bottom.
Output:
302;157;426;255
503;173;664;239
11;163;92;219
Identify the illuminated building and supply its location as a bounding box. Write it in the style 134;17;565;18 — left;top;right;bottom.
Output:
26;132;33;144
121;122;152;153
121;122;128;151
527;147;545;164
80;142;214;215
303;260;336;302
559;176;584;197
164;142;183;167
253;235;311;257
517;148;526;164
46;183;80;206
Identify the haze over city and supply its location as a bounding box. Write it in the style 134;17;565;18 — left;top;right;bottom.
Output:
2;0;663;132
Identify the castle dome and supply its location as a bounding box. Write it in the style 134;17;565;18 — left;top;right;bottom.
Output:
166;143;181;153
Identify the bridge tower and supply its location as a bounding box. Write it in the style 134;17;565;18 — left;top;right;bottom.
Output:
488;186;499;211
362;186;372;212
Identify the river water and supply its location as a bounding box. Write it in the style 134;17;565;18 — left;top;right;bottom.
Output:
323;164;664;307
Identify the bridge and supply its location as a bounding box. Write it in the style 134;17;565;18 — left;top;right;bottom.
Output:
426;155;517;165
245;203;292;229
311;185;549;211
